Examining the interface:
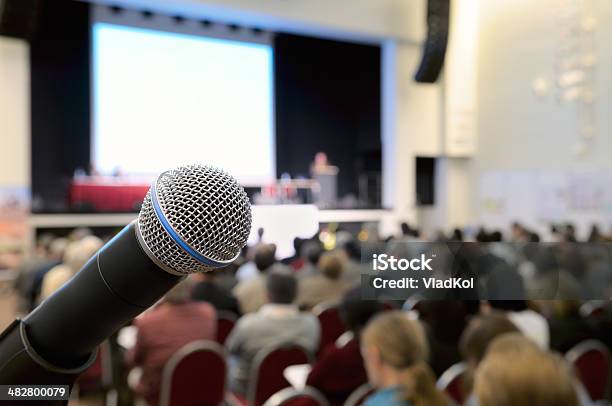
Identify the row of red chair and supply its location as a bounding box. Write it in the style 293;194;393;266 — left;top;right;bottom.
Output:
435;339;611;405
159;338;381;406
216;303;349;357
160;340;317;406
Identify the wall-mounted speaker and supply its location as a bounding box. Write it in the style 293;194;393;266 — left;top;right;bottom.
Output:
414;0;450;83
416;157;436;206
0;0;43;40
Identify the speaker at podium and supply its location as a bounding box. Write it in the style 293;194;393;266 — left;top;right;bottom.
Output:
310;152;339;208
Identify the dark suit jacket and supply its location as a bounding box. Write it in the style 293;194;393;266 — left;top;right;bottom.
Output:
191;281;241;315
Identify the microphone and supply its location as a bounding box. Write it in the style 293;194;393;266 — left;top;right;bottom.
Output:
0;165;251;387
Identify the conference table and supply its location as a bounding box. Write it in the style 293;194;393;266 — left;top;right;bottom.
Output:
70;179;151;212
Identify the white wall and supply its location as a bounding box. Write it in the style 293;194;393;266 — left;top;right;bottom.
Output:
475;0;612;172
471;0;612;234
0;37;29;189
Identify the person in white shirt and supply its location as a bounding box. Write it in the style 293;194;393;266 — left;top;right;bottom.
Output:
226;269;320;395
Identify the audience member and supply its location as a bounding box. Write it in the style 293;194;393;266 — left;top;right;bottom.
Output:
474;335;579;406
39;236;103;302
486;300;550;349
298;251;348;309
307;288;383;405
233;243;277;313
13;234;55;305
190;271;241;315
126;281;216;406
459;312;521;368
235;246;259;282
418;300;473;377
226;270;320;395
459;313;522;404
298;239;324;278
281;237;305;270
545;300;599;353
361;311;447;406
450;228;463;242
338;239;367;288
17;237;67;311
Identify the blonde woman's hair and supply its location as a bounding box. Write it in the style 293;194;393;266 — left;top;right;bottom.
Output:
475;335;579;406
362;311;447;406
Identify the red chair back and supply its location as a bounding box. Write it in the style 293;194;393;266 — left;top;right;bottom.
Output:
263;387;329;406
216;311;238;345
566;340;610;401
248;344;313;406
77;341;112;394
579;301;607;319
160;340;227;406
436;362;466;405
343;383;374;406
314;304;345;356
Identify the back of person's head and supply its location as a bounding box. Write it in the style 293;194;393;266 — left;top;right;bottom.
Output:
63;236;103;272
48;238;68;261
488;299;528;312
362;311;447;406
254;243;276;272
490;230;503;242
342;239;361;262
533;246;558;275
339;288;383;335
69;227;93;241
165;280;192;304
292;237;304;256
266;270;297;304
485;332;539;357
459;312;520;366
475;337;578;406
301;240;323;265
318;251;344;280
36;233;55;256
451;228;463;241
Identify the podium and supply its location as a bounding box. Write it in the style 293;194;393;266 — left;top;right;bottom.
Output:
313;166;338;208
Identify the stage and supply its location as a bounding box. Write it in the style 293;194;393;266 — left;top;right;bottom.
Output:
29;205;390;258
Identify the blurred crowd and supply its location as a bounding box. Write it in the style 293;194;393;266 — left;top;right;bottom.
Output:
3;220;612;406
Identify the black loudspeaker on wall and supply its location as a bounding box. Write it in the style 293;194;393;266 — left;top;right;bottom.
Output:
0;0;43;40
414;0;450;83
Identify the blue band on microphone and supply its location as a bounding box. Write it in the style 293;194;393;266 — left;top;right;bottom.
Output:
150;182;223;268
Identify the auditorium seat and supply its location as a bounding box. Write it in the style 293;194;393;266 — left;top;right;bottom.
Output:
75;340;112;396
262;386;330;406
566;340;610;402
313;302;345;357
343;383;374;406
159;340;229;406
247;344;314;406
579;301;607;319
216;310;238;345
436;362;467;405
334;331;354;348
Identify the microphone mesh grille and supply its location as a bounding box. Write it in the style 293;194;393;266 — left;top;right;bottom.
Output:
137;165;252;274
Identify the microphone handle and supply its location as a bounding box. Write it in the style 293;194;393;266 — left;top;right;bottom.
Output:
0;222;182;382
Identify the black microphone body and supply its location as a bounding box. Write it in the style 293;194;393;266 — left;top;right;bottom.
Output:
0;222;182;384
0;165;252;395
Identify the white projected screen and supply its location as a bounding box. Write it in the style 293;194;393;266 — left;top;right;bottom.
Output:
92;23;275;184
